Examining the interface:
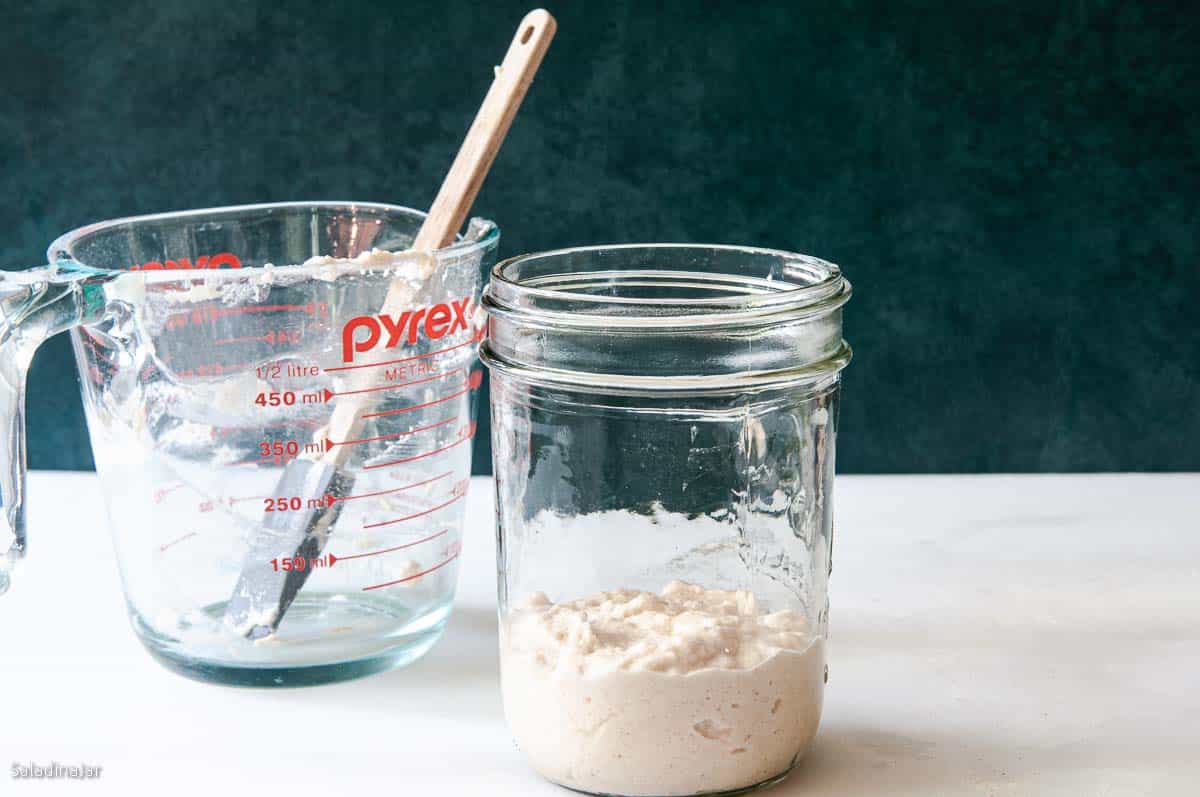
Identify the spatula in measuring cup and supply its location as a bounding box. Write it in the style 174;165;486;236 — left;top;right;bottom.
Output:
223;9;556;640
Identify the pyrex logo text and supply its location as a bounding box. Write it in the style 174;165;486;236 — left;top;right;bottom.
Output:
129;252;242;270
341;297;472;363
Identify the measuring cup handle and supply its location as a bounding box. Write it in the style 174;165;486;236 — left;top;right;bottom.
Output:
0;265;108;593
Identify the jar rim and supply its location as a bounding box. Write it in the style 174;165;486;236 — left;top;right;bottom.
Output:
480;342;852;395
485;243;850;330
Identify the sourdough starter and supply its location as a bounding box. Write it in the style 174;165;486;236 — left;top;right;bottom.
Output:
501;581;825;796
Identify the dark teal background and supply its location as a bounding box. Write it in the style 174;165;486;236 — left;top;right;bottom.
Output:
2;0;1197;473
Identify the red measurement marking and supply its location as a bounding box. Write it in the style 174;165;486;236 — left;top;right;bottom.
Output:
361;550;461;592
153;482;186;503
329;368;459;399
215;330;303;346
82;347;117;366
331;529;450;563
214;334;271;346
331;471;453;505
79;334;119;365
172;361;261;378
326;416;458;452
361;429;475;471
252;389;334;407
361;388;468;418
322;337;476;373
228;494;265;505
361;492;466;529
163;303;328;334
210;303;322;319
159;531;197;552
361;371;482;420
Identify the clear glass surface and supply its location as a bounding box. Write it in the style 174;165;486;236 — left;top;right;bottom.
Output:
482;244;850;796
1;202;497;686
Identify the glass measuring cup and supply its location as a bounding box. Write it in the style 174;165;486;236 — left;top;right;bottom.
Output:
481;244;851;796
0;202;497;686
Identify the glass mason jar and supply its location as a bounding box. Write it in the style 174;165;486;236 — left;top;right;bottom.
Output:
480;244;852;797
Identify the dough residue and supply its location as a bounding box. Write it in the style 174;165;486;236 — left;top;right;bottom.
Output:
501;581;825;796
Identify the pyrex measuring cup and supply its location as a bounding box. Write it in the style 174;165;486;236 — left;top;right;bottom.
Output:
0;202;496;686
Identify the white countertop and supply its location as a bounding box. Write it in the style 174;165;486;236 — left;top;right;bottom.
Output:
2;472;1197;795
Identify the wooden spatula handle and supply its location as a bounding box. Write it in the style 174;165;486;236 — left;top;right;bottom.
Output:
318;10;555;466
412;9;557;252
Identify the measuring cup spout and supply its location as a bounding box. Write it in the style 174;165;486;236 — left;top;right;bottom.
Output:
0;264;110;593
